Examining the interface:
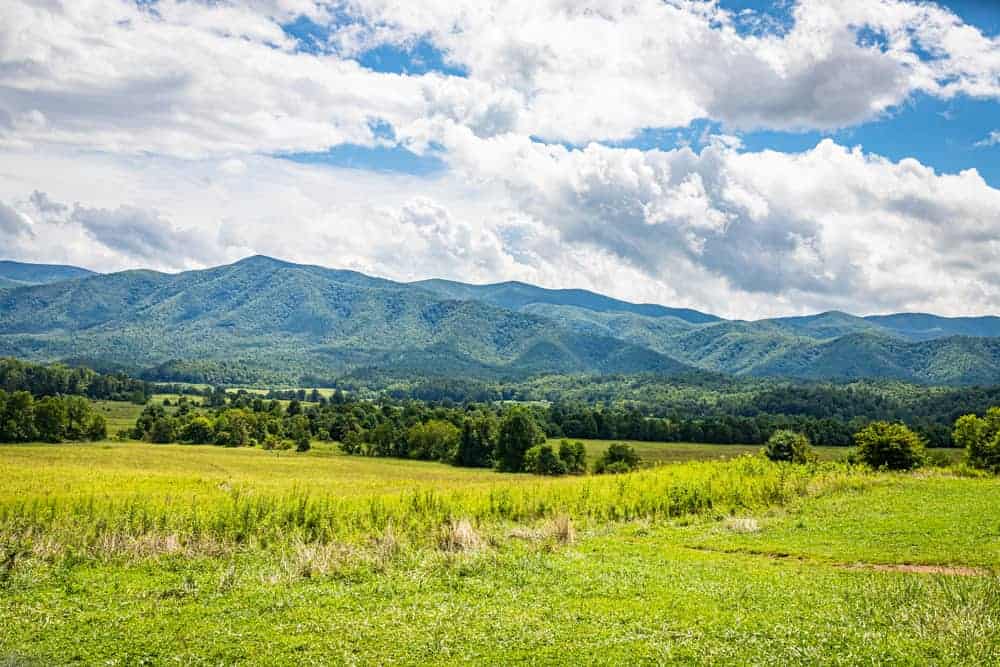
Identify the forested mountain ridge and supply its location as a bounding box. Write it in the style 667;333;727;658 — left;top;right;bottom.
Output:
414;278;721;324
0;256;695;384
0;260;96;288
0;256;998;385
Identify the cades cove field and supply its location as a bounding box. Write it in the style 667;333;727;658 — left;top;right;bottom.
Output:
1;266;1000;665
4;1;1000;664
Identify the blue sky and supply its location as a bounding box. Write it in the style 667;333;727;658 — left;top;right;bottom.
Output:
1;0;998;318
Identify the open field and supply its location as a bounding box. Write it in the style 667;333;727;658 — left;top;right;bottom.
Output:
0;441;998;664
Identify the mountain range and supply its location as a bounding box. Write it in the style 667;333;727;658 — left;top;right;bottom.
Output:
1;257;998;386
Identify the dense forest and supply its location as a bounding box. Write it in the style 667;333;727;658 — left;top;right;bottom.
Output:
0;391;107;443
0;358;154;403
4;257;1000;387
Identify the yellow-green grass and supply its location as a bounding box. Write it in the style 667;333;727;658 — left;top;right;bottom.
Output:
0;444;998;664
1;441;867;551
91;400;146;432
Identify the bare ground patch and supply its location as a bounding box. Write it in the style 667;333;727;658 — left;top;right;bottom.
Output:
840;563;987;576
685;545;991;576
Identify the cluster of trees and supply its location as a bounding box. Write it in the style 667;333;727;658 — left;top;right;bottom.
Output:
0;390;107;443
0;358;153;403
544;402;862;446
130;394;645;475
383;375;1000;448
762;407;1000;473
131;398;311;451
762;422;926;470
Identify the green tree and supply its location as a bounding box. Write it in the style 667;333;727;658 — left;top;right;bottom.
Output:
179;416;215;444
854;421;925;470
495;408;545;472
763;430;812;464
84;413;108;441
340;428;365;455
406;420;460;461
953;408;1000;472
0;391;36;442
456;412;498;468
557;440;587;474
34;396;67;443
594;443;641;474
149;417;177;444
524;443;567;475
288;414;312;452
63;396;92;440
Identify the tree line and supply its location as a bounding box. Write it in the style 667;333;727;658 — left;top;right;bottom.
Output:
0;390;107;443
0;357;154;404
130;395;643;475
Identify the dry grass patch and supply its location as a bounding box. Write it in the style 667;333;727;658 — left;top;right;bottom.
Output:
724;517;760;534
437;518;482;553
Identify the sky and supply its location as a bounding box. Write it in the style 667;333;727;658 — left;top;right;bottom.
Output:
0;0;998;319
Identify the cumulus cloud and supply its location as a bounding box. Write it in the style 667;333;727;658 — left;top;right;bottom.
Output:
2;140;998;318
431;123;1000;314
1;0;998;155
0;1;998;318
352;0;1000;141
67;204;219;266
0;201;33;240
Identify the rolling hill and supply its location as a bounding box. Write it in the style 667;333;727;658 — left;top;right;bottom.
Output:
0;256;694;384
0;256;998;385
0;260;96;288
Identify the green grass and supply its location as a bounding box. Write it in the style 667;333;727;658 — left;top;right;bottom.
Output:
0;441;997;664
91;400;146;432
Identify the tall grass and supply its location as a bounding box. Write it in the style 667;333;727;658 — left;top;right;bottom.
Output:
0;456;870;557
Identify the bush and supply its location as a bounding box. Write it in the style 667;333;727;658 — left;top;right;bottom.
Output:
524;444;567;475
149;417;177;444
763;430;812;463
558;440;587;474
854;421;925;470
594;443;641;474
340;429;365;455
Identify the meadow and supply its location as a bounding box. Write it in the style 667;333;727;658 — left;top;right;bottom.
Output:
1;437;998;664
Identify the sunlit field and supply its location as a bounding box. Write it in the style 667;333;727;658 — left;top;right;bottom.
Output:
1;439;998;664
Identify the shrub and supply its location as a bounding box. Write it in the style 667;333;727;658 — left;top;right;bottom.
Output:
149;417;177;444
594;443;641;474
557;440;587;474
85;414;108;441
854;421;925;470
340;429;365;455
524;444;568;475
763;430;812;463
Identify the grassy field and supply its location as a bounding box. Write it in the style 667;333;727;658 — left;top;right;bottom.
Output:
0;441;996;664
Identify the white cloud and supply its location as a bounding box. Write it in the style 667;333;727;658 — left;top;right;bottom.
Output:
1;140;999;319
352;0;1000;141
0;1;998;318
432;124;1000;315
0;0;997;156
976;130;1000;147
